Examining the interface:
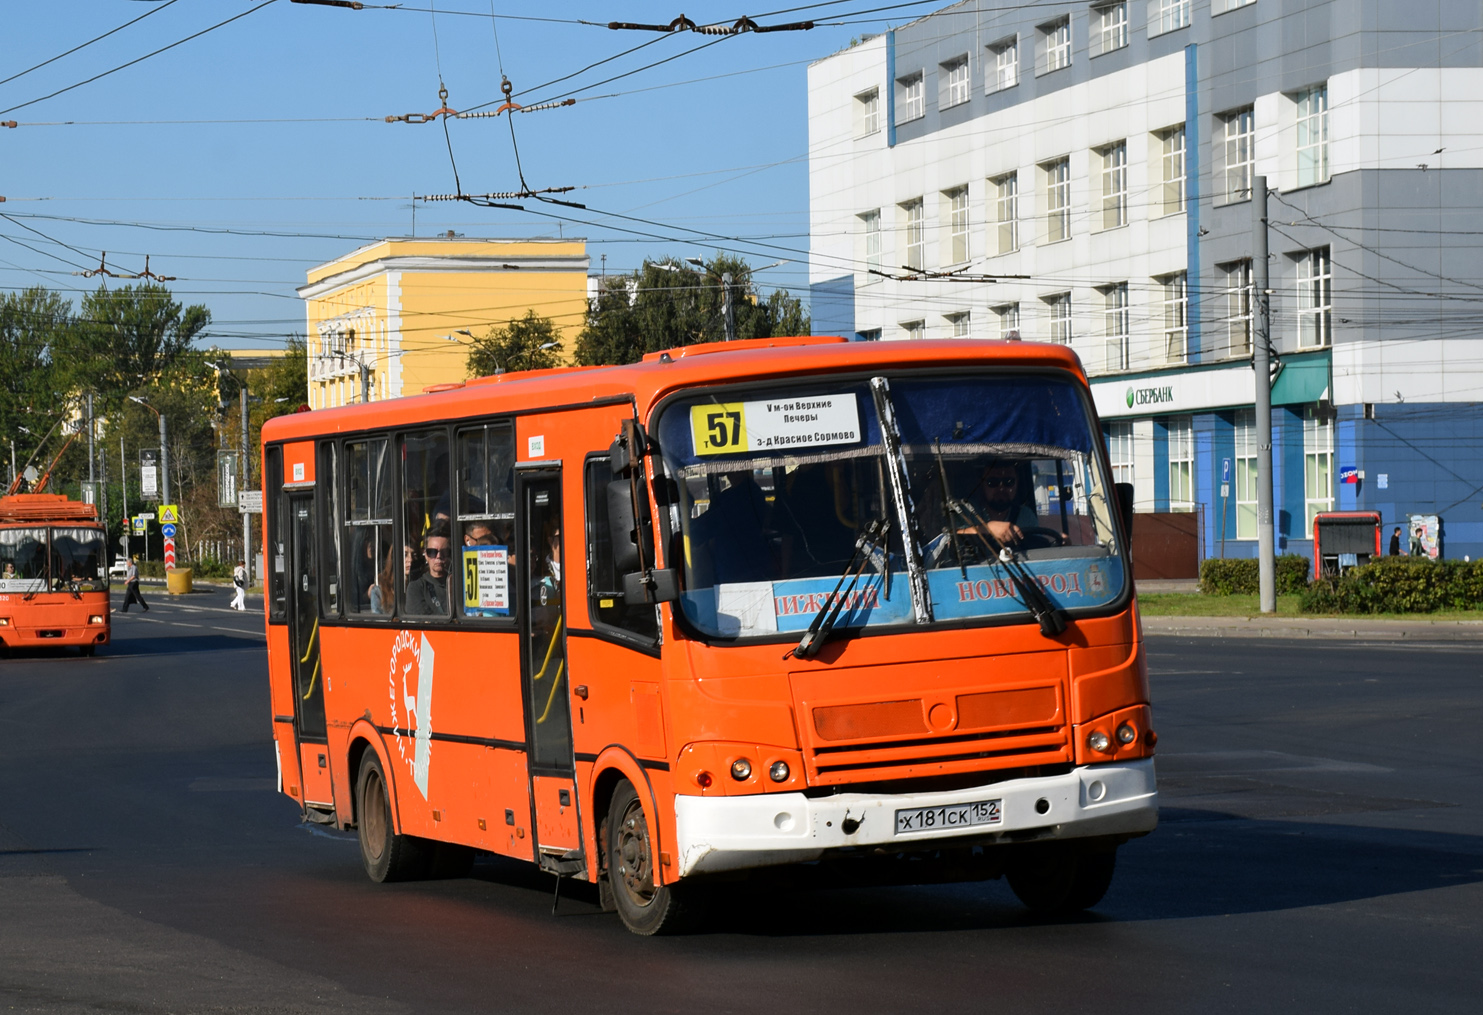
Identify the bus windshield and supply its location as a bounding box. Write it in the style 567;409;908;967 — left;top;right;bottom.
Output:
0;527;49;591
50;527;109;591
656;372;1126;639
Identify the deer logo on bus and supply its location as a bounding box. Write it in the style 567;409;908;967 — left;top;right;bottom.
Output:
387;630;436;798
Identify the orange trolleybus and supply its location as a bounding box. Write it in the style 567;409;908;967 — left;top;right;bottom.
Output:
262;336;1156;933
0;493;111;655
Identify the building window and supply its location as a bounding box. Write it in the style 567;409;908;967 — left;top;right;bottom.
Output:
860;210;882;270
1044;157;1071;243
1234;407;1257;539
1219;106;1255;204
1297;246;1332;347
945;186;970;264
1102;282;1130;372
896;72;924;124
1295;83;1329;187
1158;271;1188;364
1149;0;1191;37
1045;292;1072;344
901;199;925;270
987;36;1019;92
1220;259;1253;359
857;328;882;342
1215;0;1257;14
1168;416;1194;512
995;302;1021;340
855;88;880;137
993;173;1019;254
1304;409;1334;532
1099;141;1128;230
1036;17;1071;76
1091;3;1128;57
1107;420;1134;485
901;320;926;340
941;55;970;108
947;311;972;337
1158;124;1186;215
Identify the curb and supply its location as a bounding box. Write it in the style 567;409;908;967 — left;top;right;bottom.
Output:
1144;615;1483;641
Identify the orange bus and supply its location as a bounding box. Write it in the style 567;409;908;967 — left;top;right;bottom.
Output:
0;493;111;656
262;337;1156;933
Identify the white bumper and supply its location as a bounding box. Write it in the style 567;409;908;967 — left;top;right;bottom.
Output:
673;758;1158;878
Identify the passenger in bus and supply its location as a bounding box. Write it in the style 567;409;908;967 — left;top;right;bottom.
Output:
772;463;858;578
462;520;496;546
688;470;772;585
958;461;1039;546
404;525;452;615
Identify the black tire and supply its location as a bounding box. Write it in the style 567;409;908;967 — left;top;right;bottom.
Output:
355;752;431;882
1007;844;1117;914
606;779;701;935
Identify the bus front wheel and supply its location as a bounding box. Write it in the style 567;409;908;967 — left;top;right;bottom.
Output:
1006;843;1117;914
356;752;430;883
606;780;699;935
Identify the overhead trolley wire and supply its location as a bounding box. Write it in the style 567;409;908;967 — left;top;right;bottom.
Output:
0;0;184;89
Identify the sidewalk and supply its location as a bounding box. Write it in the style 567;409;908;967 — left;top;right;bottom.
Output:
1145;614;1483;641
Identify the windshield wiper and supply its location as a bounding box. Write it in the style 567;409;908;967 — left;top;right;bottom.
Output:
790;517;888;660
931;443;1066;637
868;376;933;623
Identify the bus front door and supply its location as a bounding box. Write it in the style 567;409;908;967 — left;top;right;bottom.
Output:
518;470;584;875
287;491;331;809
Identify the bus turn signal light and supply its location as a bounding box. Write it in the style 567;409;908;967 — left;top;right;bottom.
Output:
730;758;752;781
1087;730;1112;753
769;760;789;782
695;770;714;789
1116;722;1137;745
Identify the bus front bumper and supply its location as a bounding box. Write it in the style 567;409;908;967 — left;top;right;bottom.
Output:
672;758;1157;878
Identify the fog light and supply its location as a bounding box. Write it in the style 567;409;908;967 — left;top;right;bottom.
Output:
695;770;713;789
89;615;105;625
730;758;752;781
0;617;9;626
1087;730;1111;753
768;760;790;783
1116;722;1137;745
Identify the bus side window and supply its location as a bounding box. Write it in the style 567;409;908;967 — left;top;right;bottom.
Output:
401;430;452;618
455;422;516;620
344;437;394;616
266;445;287;620
319;441;341;616
584;456;659;641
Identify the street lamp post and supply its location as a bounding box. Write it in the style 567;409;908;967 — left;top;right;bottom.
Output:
207;362;256;585
128;396;168;511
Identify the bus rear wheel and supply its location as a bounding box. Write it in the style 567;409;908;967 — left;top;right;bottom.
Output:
356;752;430;883
606;779;699;935
1006;843;1117;914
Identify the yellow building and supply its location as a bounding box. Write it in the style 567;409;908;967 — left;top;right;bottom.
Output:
298;236;589;409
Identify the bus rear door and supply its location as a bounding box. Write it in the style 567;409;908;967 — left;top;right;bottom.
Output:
517;467;584;875
286;489;332;810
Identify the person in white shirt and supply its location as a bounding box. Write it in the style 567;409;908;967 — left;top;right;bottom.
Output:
231;560;247;611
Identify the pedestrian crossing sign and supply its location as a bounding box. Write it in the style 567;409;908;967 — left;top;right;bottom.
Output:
157;504;180;524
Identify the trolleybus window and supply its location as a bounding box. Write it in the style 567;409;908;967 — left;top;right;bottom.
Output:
0;527;48;592
319;442;341;615
345;437;394;616
455;423;515;619
584;456;659;641
400;430;452;618
266;445;287;620
49;527;108;591
655;372;1125;640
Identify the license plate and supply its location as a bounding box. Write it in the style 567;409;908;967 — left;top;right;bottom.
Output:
894;798;1001;835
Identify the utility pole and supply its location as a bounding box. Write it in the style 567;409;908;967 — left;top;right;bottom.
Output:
120;435;130;561
1253;176;1276;613
86;393;96;503
158;412;170;515
722;271;736;342
241;385;252;584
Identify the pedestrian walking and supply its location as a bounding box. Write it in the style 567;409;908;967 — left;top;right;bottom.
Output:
1389;526;1402;556
121;556;149;612
231;560;247;611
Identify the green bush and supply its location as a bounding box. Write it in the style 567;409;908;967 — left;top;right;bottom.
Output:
1299;557;1483;614
1199;554;1312;595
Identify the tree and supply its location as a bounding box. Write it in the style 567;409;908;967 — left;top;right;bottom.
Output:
574;255;811;366
64;283;210;412
466;310;562;377
0;287;79;481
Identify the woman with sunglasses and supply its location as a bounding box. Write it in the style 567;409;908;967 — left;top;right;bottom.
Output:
404;525;453;616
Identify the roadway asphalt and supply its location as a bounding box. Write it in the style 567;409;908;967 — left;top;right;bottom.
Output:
0;591;1479;1013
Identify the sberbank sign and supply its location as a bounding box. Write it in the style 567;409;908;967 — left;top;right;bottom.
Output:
1125;384;1175;408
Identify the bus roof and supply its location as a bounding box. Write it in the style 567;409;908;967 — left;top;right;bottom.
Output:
261;337;1088;443
0;494;100;524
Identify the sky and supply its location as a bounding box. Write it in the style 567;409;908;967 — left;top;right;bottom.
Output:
1;0;932;348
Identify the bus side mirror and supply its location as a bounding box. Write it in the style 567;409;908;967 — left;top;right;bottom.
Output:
607;480;641;573
623;568;680;604
1115;482;1135;536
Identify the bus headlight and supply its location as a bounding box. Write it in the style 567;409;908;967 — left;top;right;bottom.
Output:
89;615;105;625
1116;722;1137;745
0;617;9;626
768;760;790;783
730;758;752;781
1087;730;1112;753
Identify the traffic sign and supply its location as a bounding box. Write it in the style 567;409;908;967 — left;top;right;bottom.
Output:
1221;457;1232;484
157;504;179;524
132;517;146;536
161;523;177;538
237;490;263;514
